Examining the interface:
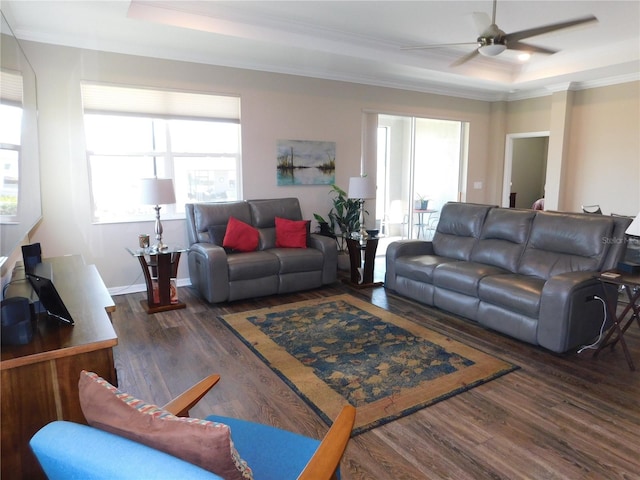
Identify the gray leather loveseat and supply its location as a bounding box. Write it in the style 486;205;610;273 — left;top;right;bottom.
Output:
185;198;337;303
385;202;631;353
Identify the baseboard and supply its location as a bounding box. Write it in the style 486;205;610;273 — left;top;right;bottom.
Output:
109;277;192;296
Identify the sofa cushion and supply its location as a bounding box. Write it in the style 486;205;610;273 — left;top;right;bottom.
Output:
275;217;309;248
470;208;535;272
518;212;614;279
477;274;545;318
227;251;280;281
395;255;458;284
248;198;302;228
432;203;493;260
78;371;253;480
270;247;323;274
223;217;259;252
191;201;251;245
433;261;509;297
207;225;228;249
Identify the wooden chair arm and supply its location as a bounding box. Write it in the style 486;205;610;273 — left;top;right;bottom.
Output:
162;374;221;417
297;405;356;480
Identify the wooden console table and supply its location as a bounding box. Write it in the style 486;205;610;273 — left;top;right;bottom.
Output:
1;255;117;479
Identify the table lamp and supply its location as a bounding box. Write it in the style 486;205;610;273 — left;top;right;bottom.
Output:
140;177;176;251
619;212;640;274
348;175;376;241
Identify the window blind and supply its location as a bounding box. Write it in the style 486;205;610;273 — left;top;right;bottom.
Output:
80;83;240;121
1;69;23;104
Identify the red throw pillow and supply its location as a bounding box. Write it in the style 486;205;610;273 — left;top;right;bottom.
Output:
223;217;259;252
78;371;253;480
275;217;309;248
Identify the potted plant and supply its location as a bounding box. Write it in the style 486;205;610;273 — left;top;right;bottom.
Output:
414;194;428;210
314;184;365;255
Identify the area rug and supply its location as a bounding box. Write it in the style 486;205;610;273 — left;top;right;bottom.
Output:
219;294;518;435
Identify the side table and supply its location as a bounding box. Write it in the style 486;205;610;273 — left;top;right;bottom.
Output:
594;271;640;370
345;237;384;288
127;247;187;314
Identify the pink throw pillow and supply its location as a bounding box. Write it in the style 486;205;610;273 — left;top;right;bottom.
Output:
78;370;253;480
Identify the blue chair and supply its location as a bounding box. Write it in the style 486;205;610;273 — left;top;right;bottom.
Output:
30;374;356;480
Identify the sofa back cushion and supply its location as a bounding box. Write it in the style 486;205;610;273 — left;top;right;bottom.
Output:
470;208;535;272
602;214;633;270
432;202;493;260
187;201;252;246
518;211;615;279
249;198;303;250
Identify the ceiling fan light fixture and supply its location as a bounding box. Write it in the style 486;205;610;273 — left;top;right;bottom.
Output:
478;43;506;57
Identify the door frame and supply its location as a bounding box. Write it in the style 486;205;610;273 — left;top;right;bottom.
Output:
502;131;550;208
371;112;467;240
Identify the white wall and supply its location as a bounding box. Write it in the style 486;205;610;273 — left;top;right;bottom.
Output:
14;39;639;292
20;41;492;290
566;82;640;216
504;83;639;215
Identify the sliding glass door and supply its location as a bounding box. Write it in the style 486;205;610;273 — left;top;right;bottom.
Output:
377;114;467;241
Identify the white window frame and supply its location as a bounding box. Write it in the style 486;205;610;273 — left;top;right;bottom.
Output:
81;83;241;224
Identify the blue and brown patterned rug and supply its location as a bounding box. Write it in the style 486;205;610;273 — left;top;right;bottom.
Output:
219;294;518;435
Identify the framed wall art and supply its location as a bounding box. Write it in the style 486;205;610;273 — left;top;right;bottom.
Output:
276;139;335;186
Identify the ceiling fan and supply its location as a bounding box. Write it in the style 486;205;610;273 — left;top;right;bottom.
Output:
402;0;598;66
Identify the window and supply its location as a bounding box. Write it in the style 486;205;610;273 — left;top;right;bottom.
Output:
82;83;241;223
0;70;23;219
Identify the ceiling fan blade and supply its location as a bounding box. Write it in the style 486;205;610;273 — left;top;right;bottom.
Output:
451;49;480;67
401;42;478;51
472;12;491;35
507;41;557;55
506;15;598;43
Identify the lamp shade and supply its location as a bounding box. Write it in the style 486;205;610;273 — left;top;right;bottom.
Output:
348;176;376;199
140;178;176;205
626;213;640;237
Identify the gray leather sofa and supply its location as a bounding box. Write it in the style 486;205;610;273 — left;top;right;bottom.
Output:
385;202;631;353
185;198;337;303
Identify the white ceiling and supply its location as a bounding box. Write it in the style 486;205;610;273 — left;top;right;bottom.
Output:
3;0;639;100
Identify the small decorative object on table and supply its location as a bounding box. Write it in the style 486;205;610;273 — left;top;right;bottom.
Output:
138;234;150;249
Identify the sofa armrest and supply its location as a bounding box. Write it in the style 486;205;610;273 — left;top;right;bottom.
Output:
30;421;223;480
308;233;338;284
385;240;434;290
386;239;434;261
187;243;230;303
537;271;613;353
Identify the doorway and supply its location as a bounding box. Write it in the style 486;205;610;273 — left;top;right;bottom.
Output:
376;114;468;243
503;132;549;209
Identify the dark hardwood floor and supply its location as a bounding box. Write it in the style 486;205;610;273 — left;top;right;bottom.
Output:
111;275;640;480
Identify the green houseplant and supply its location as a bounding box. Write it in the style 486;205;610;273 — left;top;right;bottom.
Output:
314;184;365;252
